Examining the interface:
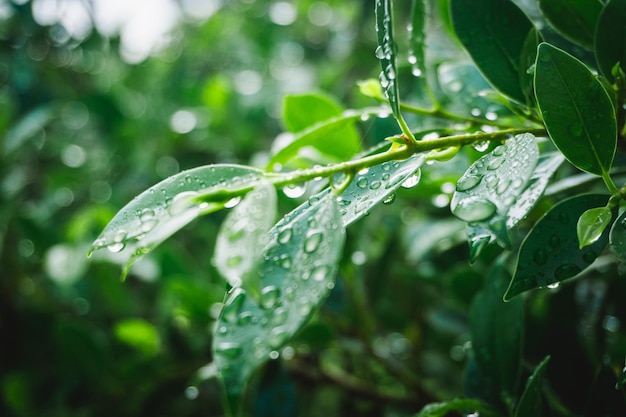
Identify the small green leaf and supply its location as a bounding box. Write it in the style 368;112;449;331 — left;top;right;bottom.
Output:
450;0;533;103
414;398;490;417
609;210;626;262
514;356;550;417
595;0;626;82
451;134;540;248
471;262;523;399
539;0;602;50
409;0;427;77
616;363;626;389
213;193;345;415
113;319;161;357
505;194;612;300
375;0;401;118
577;206;612;249
534;43;617;176
89;165;267;277
213;182;277;298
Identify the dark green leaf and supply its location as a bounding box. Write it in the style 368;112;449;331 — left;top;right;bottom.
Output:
376;0;401;118
577;206;612;249
584;362;626;417
514;356;550;417
213;193;345;415
609;210;626;262
595;0;626;82
213;182;277;298
534;43;617;176
409;0;427;77
539;0;602;50
471;262;523;398
89;164;267;277
505;194;611;300
616;363;626;389
519;28;542;105
451;134;540;248
450;0;533;103
414;398;490;417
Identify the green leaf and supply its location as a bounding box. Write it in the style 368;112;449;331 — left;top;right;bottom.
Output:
213;182;277;298
519;28;542;106
584;362;626;417
213;192;345;415
609;210;626;262
414;398;489;417
616;363;626;389
409;0;427;77
539;0;602;50
577;206;612;249
113;318;161;357
534;43;617;176
376;0;401;118
269;108;380;169
595;0;626;82
505;194;611;300
89;164;267;278
280;93;361;162
514;356;550;417
451;134;540;249
470;262;523;399
450;0;533;103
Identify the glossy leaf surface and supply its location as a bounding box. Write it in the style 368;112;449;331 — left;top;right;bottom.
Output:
450;0;532;103
415;398;487;417
534;43;617;176
595;0;626;81
89;164;267;277
213;182;277;297
577;206;612;249
609;210;626;263
505;194;611;300
213;193;345;414
539;0;601;49
375;0;401;118
514;356;550;417
451;134;539;248
471;262;523;398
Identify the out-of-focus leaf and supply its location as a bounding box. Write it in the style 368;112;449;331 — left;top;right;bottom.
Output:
514;356;550;417
89;165;269;278
451;134;539;250
375;0;401;118
409;0;427;77
213;193;345;415
519;28;542;105
534;43;617;176
450;0;533;103
505;194;612;300
577;206;612;249
471;262;523;399
584;362;626;417
213;182;277;298
609;210;626;262
113;318;160;356
539;0;602;50
414;398;491;417
595;0;626;81
3;106;54;156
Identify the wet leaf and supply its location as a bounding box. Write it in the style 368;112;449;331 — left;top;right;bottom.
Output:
595;0;626;82
519;28;542;106
534;43;617;176
214;182;277;298
451;134;540;249
514;356;550;417
609;210;626;263
375;0;401;118
414;398;489;417
450;0;533;103
213;193;345;415
505;194;612;300
89;164;267;278
539;0;602;50
577;206;612;249
409;0;427;77
471;262;523;399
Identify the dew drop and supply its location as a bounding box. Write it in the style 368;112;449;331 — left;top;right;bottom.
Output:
224;196;242;208
484;174;498;189
272;307;288;326
401;169;421;189
452;198;497;222
472;141;489;152
222;288;245;322
268;326;288;348
215;342;242;359
383;193;396;205
304;231;323;253
369;180;382;190
356;177;369;189
282;183;306;198
107;242;125;253
375;46;385;59
278;254;292;269
547;282;560;289
554;264;581;280
492;144;507;156
311;265;329;281
169;191;200;215
456;174;483;192
533;249;548;265
237;311;255;326
260;286;280;309
496;179;511;195
277;228;293;244
487;157;504;170
582;249;597;264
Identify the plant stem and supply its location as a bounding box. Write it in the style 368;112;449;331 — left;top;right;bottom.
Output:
602;170;620;195
399;102;531;129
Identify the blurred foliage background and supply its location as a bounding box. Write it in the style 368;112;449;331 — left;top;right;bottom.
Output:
2;0;626;416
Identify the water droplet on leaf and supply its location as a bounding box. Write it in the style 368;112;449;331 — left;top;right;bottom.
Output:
456;174;483;191
452;198;497;222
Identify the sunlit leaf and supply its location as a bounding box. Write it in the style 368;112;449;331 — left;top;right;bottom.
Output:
505;194;612;300
451;134;539;249
213;193;345;415
609;210;626;263
577;206;612;249
450;0;533;103
375;0;401;118
514;356;550;417
89;164;268;278
113;318;160;357
213;181;277;298
471;262;523;398
539;0;601;50
409;0;427;77
534;43;617;176
595;0;626;82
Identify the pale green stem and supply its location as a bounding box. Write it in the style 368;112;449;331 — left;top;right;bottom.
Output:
602;169;620;195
